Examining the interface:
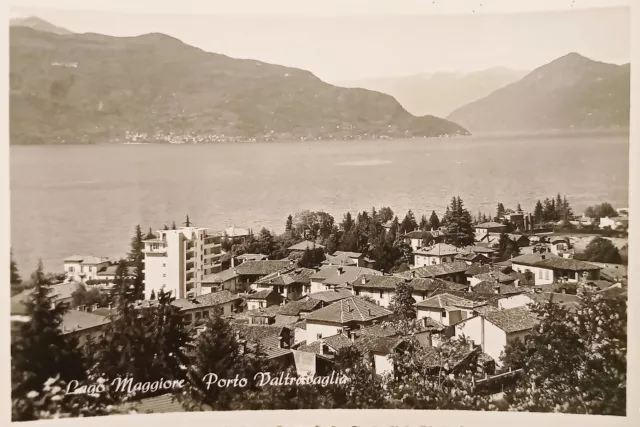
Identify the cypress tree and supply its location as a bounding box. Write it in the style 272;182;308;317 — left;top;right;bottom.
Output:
444;197;475;247
171;221;177;230
419;214;429;231
285;215;293;232
428;210;440;230
10;248;21;286
128;225;145;300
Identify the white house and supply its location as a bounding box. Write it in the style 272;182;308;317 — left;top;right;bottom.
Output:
413;243;460;267
172;290;242;325
511;253;601;286
599;216;629;230
63;255;111;283
495;293;536;310
143;227;224;300
302;297;392;345
473;222;507;241
310;265;382;294
60;309;111;347
415;293;485;326
402;230;431;251
455;306;539;366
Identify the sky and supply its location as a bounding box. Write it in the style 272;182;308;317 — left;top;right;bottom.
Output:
9;0;632;82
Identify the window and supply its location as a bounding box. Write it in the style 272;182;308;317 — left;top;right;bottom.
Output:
379;291;383;299
162;263;166;267
442;311;447;318
337;328;343;334
162;274;166;278
81;266;85;273
203;310;209;318
68;266;74;272
316;333;323;340
355;290;360;296
195;312;202;320
538;270;543;279
544;270;550;280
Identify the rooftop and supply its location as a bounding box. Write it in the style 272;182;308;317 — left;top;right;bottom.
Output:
415;293;482;310
483;307;539;333
305;288;353;303
403;230;430;239
473;271;515;284
474;222;507;229
60;310;110;334
352;274;404;290
237;253;268;261
64;255;110;265
278;299;323;316
202;268;239;284
511;253;600;271
318;266;383;287
395;261;469;279
255;267;316;287
305;297;392;324
172;290;241;310
247;289;280;300
287;240;325;251
354;335;405;355
415;243;459;257
323;252;358;266
234;260;292;276
333;251;363;258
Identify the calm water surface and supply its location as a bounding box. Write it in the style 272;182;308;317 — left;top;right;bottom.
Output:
10;134;629;272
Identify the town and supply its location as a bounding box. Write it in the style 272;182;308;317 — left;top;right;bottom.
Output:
10;196;628;418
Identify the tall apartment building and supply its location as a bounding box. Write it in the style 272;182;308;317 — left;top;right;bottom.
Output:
143;227;223;300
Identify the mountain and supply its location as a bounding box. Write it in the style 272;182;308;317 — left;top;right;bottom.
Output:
10;16;73;35
338;68;527;118
447;53;630;133
9;27;468;145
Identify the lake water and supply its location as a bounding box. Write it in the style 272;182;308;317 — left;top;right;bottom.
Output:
10;133;629;273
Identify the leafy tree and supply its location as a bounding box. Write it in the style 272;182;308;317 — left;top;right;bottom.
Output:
421;231;435;248
378;207;395;223
255;228;277;257
285;214;293;232
359;295;379;305
443;197;475;248
71;284;105;307
299;247;325;268
584;202;618;219
504;293;626;415
385;336;492;410
128;224;145;300
400;210;418;234
388;281;416;320
323;225;342;255
182;312;265;410
583;237;622;263
428;210;440;230
11;261;87;420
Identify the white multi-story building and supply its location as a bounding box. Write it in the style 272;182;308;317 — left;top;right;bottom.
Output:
143;227;223;300
63;255;111;283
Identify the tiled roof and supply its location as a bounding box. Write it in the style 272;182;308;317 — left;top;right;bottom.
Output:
255;268;316;286
293;319;307;330
60;310;110;334
415;243;459;256
474;222;506;229
465;264;510;276
96;265;137;277
172;290;241;310
297;340;323;354
306;289;353;303
463;245;497;254
278;299;323;316
287;240;325;251
323;253;358;266
410;278;468;293
263;347;293;360
64;255;110;265
473;305;500;316
403;230;429;239
420;345;478;369
246;305;281;318
484;307;539;333
235;260;292;276
395;261;469;279
415;293;481;310
11;282;78;315
333;251;363;258
511;254;600;271
455;252;487;262
352;274;404;290
358;324;402;338
355;335;405;355
237;253;269;261
324;333;354;351
202;268;239;283
230;323;290;344
248;289;279;300
528;292;582;305
474;271;515;284
585;280;615;290
305;297;392;324
472;281;523;295
322;266;383;287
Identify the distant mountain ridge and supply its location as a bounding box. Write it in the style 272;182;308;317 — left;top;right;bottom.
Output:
447;53;630;133
9;24;468;145
338;67;528;117
10;16;73;35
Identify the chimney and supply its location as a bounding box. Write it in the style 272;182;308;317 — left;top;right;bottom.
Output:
347;302;351;312
411;270;416;278
337;267;343;275
277;271;281;277
319;339;326;355
541;254;546;260
361;277;367;285
368;308;372;316
108;302;113;310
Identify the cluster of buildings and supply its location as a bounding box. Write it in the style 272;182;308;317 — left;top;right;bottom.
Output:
10;214;626;388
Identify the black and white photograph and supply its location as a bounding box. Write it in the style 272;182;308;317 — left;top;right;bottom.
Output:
5;0;633;423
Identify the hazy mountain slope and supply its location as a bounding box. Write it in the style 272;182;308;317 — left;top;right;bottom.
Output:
10;16;73;35
339;67;527;117
9;27;468;145
447;53;630;133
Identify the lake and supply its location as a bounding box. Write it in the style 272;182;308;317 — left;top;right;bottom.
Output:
10;133;629;273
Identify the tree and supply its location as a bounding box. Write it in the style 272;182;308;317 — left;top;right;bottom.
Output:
182;312;265;410
359;295;379;305
171;221;177;230
388;281;416;320
128;224;145;300
256;228;277;257
583;237;622;263
584;202;617;219
11;249;23;295
184;215;192;227
163;224;169;231
150;289;156;300
421;231;434;248
419;214;429;231
71;284;105;307
428;210;440;230
496;203;505;220
341;212;355;233
503;293;626;415
145;228;156;239
285;214;293;232
11;261;87;420
443;197;475;248
400;210;418;234
497;233;520;261
533;200;544;224
299;247;325;268
379;207;395;223
516;203;522;212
